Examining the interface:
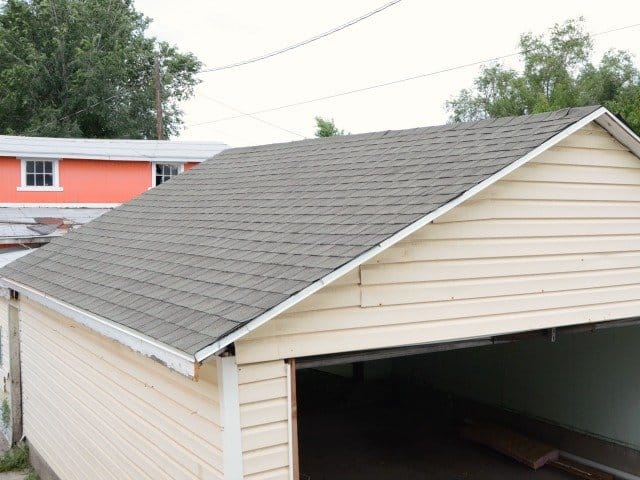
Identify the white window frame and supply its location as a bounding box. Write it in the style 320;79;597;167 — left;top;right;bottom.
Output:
17;158;63;192
151;162;184;187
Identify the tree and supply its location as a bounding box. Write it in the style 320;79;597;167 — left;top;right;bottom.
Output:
446;18;640;133
0;0;201;139
314;116;345;137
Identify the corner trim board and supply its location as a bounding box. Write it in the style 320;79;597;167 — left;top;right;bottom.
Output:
1;279;196;378
217;356;243;479
194;107;614;362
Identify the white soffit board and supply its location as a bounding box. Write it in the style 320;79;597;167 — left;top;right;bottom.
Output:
3;279;197;378
195;107;633;362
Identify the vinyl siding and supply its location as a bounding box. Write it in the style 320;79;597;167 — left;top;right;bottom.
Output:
238;361;290;480
235;122;640;366
19;297;223;480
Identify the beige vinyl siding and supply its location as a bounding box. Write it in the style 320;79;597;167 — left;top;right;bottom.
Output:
19;297;223;480
235;123;640;365
238;360;290;480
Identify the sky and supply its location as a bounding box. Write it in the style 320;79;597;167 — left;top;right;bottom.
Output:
135;0;640;147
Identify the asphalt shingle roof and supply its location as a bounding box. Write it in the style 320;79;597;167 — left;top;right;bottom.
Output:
0;106;601;356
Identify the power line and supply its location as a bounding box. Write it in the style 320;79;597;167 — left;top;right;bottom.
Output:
198;93;307;138
198;0;403;73
190;21;640;129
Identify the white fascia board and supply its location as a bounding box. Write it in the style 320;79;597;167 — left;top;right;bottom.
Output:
194;106;613;362
595;111;640;159
2;278;197;378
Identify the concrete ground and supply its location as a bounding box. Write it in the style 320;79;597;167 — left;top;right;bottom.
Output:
297;371;573;480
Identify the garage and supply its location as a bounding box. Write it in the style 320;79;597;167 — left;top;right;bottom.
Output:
294;320;640;479
3;106;640;480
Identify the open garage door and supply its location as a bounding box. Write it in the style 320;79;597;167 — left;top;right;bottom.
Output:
292;319;640;480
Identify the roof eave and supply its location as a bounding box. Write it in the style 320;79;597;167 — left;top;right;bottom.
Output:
1;278;198;378
193;106;621;363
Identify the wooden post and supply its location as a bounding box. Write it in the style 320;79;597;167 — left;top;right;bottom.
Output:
154;53;164;140
8;300;22;443
289;359;300;480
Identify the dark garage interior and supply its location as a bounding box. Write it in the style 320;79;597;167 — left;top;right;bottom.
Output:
295;323;640;480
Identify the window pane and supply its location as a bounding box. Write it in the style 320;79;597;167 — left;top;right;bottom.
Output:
43;173;53;186
26;161;34;173
170;166;179;176
26;173;35;186
44;162;53;174
35;175;44;186
35;161;44;173
156;175;163;186
156;164;163;175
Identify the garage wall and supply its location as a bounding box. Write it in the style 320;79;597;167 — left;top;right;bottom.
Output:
19;297;224;480
237;360;290;479
394;325;640;449
235;122;640;365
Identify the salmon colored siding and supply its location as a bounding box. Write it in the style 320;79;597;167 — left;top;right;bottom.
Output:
0;157;198;204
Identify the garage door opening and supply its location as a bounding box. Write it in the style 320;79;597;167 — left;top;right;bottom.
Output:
293;321;640;480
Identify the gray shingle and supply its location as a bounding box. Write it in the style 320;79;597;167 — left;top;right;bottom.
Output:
0;106;601;356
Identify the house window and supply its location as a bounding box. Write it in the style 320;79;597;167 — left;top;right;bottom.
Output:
18;158;62;191
154;163;183;186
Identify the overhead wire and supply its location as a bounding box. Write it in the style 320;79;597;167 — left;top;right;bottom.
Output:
197;93;307;138
189;21;640;129
198;0;403;73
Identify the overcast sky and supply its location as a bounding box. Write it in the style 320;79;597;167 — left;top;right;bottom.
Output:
135;0;640;147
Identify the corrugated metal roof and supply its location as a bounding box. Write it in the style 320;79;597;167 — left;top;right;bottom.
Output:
0;207;109;242
0;106;605;357
0;135;228;162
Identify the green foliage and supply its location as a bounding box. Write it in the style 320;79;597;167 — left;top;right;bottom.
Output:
0;442;29;472
1;398;10;429
446;18;640;133
314;116;345;137
0;0;201;138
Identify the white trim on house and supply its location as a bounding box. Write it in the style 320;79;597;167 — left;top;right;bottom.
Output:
0;203;120;208
286;362;295;480
18;157;62;192
0;135;227;163
193;106;617;362
150;162;185;188
0;279;197;378
217;355;244;479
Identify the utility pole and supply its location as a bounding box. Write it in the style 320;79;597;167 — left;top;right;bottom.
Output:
154;53;164;140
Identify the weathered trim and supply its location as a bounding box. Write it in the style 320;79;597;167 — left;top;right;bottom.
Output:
195;107;615;362
8;301;22;443
217;355;243;479
1;279;197;378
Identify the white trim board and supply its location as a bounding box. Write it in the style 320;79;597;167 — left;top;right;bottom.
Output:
194;106;623;362
2;279;197;378
0;203;120;208
216;356;243;479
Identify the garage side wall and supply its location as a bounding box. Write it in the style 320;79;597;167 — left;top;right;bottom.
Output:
236;122;640;364
19;297;224;480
